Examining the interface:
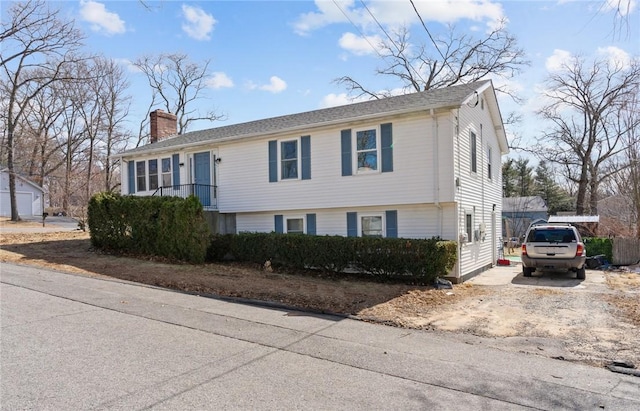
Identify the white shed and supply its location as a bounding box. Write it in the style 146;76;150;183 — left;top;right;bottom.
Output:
0;169;46;217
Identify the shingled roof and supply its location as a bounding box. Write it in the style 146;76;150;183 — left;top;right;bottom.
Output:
121;80;494;156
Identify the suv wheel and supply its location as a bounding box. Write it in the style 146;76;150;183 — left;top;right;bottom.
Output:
523;267;533;277
576;267;586;280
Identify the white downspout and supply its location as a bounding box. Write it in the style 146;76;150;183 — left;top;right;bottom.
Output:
431;109;442;237
455;109;462;279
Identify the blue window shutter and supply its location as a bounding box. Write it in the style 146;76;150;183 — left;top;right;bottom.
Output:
346;212;357;237
172;154;180;188
268;140;277;182
341;129;352;176
274;215;283;233
306;213;316;235
381;123;393;173
385;210;398;238
127;161;135;194
301;135;311;180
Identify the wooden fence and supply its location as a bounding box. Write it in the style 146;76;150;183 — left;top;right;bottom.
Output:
612;238;640;266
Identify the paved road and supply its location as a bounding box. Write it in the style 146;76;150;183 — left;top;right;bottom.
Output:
2;263;639;410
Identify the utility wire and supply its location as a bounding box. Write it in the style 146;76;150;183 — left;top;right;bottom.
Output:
331;0;386;59
409;0;456;76
359;0;429;86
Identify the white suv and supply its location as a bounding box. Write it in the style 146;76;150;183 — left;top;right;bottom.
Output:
521;223;587;279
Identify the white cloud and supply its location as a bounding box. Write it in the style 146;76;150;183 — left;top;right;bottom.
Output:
293;0;505;35
545;49;574;72
597;46;632;69
259;76;287;93
207;72;234;89
319;92;373;108
181;5;216;41
603;0;637;16
113;58;141;73
338;32;383;55
79;0;126;35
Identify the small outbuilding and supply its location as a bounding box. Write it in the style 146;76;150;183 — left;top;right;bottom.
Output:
0;169;46;217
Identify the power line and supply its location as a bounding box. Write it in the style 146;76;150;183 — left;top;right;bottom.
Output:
359;0;429;87
331;0;386;59
408;0;455;76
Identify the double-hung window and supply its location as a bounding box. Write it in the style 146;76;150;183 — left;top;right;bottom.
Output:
161;157;171;187
341;124;392;176
280;140;298;180
356;129;378;172
136;161;146;191
148;159;158;190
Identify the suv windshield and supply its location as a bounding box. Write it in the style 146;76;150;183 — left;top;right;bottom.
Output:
526;228;576;243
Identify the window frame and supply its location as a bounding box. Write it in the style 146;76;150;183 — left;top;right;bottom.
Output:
136;161;146;192
161;157;172;187
465;212;473;244
470;130;477;173
285;216;305;234
354;126;380;174
360;213;384;238
279;138;300;181
148;159;159;190
487;145;492;180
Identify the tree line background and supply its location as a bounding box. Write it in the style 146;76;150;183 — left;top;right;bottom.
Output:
2;0;639;238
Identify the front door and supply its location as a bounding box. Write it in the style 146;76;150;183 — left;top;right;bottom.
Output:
193;152;211;207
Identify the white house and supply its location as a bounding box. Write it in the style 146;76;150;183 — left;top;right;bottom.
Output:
118;80;508;282
0;168;46;217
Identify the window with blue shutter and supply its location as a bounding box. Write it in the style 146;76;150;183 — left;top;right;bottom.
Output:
301;135;311;180
274;214;283;233
268;140;278;182
341;129;352;176
172;154;180;188
127;161;135;194
346;212;357;237
385;210;398;238
381;123;393;173
306;213;316;235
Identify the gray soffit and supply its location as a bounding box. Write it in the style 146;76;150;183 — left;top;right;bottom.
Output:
121;80;490;157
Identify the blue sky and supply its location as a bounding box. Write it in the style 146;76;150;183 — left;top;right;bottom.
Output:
51;0;639;154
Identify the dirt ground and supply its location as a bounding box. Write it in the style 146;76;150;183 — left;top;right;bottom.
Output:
1;219;639;370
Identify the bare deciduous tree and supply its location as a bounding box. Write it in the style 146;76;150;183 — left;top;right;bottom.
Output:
133;53;225;142
1;0;85;221
334;18;529;102
536;55;640;216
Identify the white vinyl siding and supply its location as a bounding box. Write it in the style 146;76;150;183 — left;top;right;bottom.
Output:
218;114;453;213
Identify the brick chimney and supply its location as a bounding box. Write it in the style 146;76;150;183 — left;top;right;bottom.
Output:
149;109;177;143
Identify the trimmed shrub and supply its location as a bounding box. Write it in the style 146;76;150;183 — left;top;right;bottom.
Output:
583;237;613;262
207;232;457;284
88;193;210;263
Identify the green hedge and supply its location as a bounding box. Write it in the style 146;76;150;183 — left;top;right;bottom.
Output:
88;193;210;263
583;237;613;262
207;232;457;284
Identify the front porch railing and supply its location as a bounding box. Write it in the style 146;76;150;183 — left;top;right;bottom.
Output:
152;184;218;209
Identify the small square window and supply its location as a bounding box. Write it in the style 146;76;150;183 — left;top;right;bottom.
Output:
281;140;298;179
286;218;304;234
361;215;383;237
